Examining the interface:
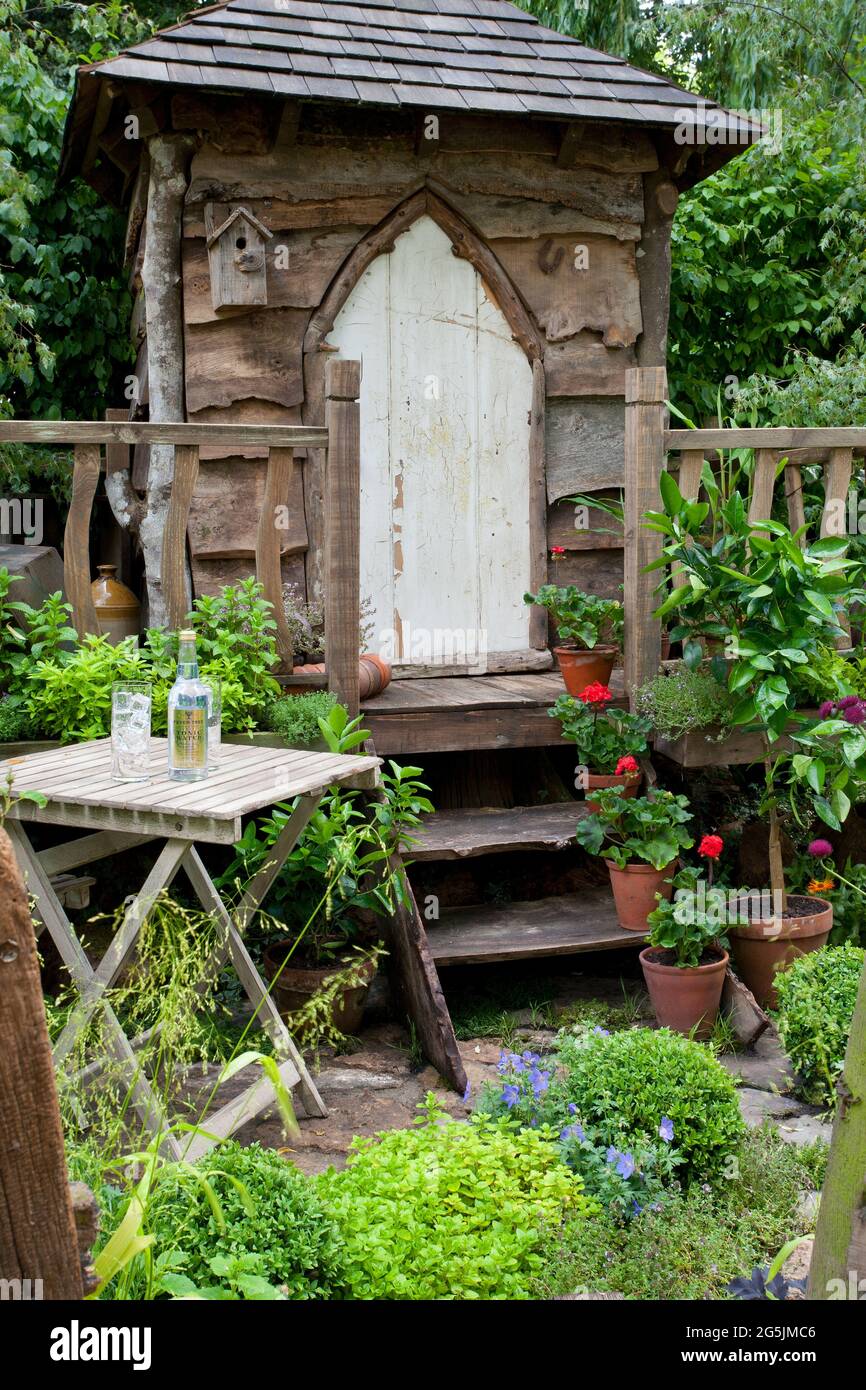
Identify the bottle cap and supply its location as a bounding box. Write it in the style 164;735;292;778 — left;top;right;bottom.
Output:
179;628;196;640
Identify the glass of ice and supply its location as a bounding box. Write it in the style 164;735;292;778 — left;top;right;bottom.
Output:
204;675;222;768
111;682;152;781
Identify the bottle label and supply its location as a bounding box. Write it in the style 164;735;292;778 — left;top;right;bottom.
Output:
171;707;207;770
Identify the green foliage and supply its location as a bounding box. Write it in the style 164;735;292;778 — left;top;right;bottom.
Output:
549;690;649;773
533;1124;821;1302
523;584;623;650
264;690;336;746
552;1027;745;1181
785;707;866;833
318;1095;594;1299
575;787;694;870
187;579;281;728
775;943;865;1105
646;865;734;968
26;632;148;740
634;666;736;741
143;1142;345;1300
0;694;28;741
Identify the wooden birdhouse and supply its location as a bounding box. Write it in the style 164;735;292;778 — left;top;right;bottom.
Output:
204;205;272;312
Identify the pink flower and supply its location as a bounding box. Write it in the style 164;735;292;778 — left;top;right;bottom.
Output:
808;839;833;857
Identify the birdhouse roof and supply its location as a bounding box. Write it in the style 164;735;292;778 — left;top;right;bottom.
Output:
206;205;274;246
65;0;761;147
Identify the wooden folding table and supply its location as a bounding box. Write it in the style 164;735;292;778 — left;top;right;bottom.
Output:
0;737;380;1159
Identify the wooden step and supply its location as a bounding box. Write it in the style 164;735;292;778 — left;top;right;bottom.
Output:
411;803;589;862
426;889;644;966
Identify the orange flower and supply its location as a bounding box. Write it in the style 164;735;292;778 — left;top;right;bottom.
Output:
807;878;834;895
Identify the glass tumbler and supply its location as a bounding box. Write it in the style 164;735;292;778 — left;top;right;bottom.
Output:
205;675;222;768
111;682;152;781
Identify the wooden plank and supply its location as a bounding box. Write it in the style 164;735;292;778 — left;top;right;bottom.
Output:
361;672;568;714
427;890;643;965
189;452;307;558
544;340;635;397
671;448;703;590
63;444;100;639
0;421;328;448
528;358;547;649
437;187;641;242
546;397;625;503
256;447;296;670
822;447;854;646
181;1057;302;1161
162;444;199;631
183;228;359;323
324;359;361;717
0;828;83;1298
390;649;554;679
783;462;807;540
38;831;156;877
490;233;642;346
665;428;866;451
413;803;586;861
362;705;572;755
623;367;666;700
185;308;306;413
748;448;778;530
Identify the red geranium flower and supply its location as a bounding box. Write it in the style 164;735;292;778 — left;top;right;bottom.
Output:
578;681;613;705
550;545;566;559
698;834;724;860
616;755;639;776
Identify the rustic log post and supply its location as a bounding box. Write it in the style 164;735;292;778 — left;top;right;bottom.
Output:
0;827;83;1299
324;359;361;718
162;444;199;631
256;447;296;673
807;957;866;1299
635;169;679;368
624;366;667;701
138;133;195;629
63;444;101;639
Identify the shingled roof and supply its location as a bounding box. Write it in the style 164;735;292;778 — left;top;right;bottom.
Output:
71;0;758;137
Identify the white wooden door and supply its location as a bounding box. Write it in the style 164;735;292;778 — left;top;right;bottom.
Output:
330;215;533;674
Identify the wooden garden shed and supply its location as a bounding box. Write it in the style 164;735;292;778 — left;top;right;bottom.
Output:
56;0;761;1083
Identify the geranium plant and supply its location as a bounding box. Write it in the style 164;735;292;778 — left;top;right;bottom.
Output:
646;864;734;968
576;788;694;870
550;681;650;774
523;585;623;651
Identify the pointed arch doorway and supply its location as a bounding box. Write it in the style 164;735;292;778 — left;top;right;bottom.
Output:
326;204;543;676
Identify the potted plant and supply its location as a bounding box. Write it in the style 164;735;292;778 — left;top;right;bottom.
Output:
523;584;623;694
575;787;694;931
641;840;733;1038
219;761;432;1034
550;681;650;807
647;474;866;1002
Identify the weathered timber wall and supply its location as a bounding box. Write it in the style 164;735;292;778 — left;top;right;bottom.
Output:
143;100;659;608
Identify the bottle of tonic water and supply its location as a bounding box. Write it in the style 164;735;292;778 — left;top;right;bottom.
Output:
167;628;208;781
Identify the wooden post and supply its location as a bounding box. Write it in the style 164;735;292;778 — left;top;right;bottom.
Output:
0;828;83;1299
162;444;199;632
624;366;667;701
63;444;101;639
324;359;361;717
528;358;548;649
256;447;296;672
821;447;854;647
807;958;866;1299
635;169;679;368
138;134;194;629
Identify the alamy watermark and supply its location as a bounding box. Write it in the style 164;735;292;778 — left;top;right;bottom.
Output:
674;103;784;154
0;496;43;546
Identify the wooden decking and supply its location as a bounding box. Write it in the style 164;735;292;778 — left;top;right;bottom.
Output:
362;670;625;755
426;890;643;966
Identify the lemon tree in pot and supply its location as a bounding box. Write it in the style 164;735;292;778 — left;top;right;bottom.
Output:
523;584;623;695
648;472;866;1004
550;681;650;807
218;761;433;1038
576;788;694;932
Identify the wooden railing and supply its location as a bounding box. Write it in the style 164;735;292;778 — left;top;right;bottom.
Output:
624;367;866;698
0;359;363;715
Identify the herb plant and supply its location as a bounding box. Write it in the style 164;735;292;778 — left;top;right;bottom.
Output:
575;787;694;870
523;584;623;651
775;944;865;1107
634;665;736;741
265;690;337;746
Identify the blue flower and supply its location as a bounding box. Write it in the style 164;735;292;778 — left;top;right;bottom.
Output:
606;1145;619;1165
560;1123;585;1143
501;1084;520;1109
567;1103;578;1115
529;1067;550;1097
593;1026;610;1037
616;1151;636;1180
632;1199;642;1216
659;1116;674;1143
462;1080;471;1105
522;1051;541;1066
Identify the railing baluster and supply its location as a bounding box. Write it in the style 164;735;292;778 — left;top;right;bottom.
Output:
162;444;199;633
256;447;296;673
324;359;361;718
822;446;855;648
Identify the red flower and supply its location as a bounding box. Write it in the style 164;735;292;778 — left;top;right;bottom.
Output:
578;681;613;705
550;545;566;558
698;834;724;860
616;755;639;776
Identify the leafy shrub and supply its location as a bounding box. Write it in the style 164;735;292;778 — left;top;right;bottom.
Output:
26;634;149;740
145;1142;344;1300
533;1125;819;1301
0;695;30;742
634;667;736;740
265;691;337;745
775;944;864;1106
552;1027;744;1180
318;1097;594;1299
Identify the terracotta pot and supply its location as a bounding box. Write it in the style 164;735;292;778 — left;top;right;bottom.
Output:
585;770;641;813
640;946;728;1039
607;860;675;933
728;895;832;1008
263;943;376;1035
285;655;392;701
554;645;617;696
